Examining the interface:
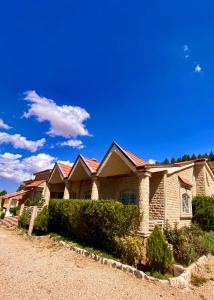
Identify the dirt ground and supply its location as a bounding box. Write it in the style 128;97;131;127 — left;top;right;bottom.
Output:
0;227;213;300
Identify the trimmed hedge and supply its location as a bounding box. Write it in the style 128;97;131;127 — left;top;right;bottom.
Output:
192;196;214;231
48;199;140;252
34;206;49;235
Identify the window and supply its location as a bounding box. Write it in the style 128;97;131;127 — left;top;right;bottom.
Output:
182;193;191;214
120;190;136;205
70;192;77;199
83;190;91;199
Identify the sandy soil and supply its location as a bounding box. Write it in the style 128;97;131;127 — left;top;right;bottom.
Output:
0;227;213;300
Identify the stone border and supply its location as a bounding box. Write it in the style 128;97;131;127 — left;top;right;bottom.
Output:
52;237;210;289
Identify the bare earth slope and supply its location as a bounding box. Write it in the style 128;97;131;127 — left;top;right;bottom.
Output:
0;227;213;300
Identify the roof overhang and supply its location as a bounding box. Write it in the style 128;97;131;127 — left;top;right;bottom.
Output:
68;155;92;181
97;143;136;177
48;163;65;184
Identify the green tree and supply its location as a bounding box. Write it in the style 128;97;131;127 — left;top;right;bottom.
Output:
147;225;173;273
16;184;24;192
0;190;7;196
191;154;197;160
163;158;169;164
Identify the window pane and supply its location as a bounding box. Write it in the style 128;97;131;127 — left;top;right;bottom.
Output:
121;191;136;205
182;194;190;214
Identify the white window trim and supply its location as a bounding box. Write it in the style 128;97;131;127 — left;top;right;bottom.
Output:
180;192;192;218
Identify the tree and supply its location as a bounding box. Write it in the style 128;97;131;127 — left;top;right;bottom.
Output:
163;158;169;164
147;225;173;273
0;190;7;196
191;154;197;160
16;184;24;192
171;158;175;164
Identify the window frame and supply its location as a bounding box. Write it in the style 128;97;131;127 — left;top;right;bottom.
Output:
181;192;192;217
120;189;136;205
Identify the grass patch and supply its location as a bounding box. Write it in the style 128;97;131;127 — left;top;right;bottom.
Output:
191;275;208;287
49;232;119;261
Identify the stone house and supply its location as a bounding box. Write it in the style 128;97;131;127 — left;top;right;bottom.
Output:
43;142;214;236
1;169;51;216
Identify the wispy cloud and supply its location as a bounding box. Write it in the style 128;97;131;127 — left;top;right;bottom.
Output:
0;132;45;152
194;64;202;73
24;90;90;138
183;44;189;58
60;139;85;149
148;159;156;165
0;119;11;130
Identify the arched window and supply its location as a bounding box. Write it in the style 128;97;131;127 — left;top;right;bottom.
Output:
120;190;136;205
182;193;190;214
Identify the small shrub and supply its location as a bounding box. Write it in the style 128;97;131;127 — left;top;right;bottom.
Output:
25;193;45;207
192;196;214;231
115;235;144;267
34;206;49;235
9;206;19;216
164;224;214;266
147;225;173;273
0;212;5;219
18;210;30;229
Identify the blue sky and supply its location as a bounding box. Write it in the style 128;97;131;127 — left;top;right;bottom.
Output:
0;1;214;192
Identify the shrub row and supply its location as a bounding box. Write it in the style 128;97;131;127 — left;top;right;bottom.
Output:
192;196;214;231
48;199;140;253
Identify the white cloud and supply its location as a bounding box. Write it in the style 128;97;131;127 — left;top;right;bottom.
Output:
60;139;85;149
0;152;73;184
0;119;11;130
194;64;202;73
183;44;189;58
24;90;90;138
183;44;189;52
58;160;73;167
0;132;45;152
148;159;156;165
0;152;56;183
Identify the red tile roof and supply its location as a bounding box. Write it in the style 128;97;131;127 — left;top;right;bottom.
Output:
58;163;72;178
179;176;193;187
24;180;46;190
82;157;99;173
122;149;147;167
1;190;29;200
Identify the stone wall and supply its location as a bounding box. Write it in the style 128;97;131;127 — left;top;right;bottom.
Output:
149;172;165;220
68;180;92;199
194;164;206;195
203;165;214;196
99;173;138;200
165;166;194;227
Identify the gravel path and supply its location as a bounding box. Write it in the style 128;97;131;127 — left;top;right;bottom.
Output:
0;227;212;300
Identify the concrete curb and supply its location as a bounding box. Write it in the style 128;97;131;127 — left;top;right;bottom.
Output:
53;238;210;288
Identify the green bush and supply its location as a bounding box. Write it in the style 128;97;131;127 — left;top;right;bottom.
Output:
0;211;5;219
164;224;213;266
18;210;30;229
24;192;45;207
147;225;173;273
48;199;140;253
192;196;214;231
9;206;19;216
115;235;144;267
34;206;49;235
